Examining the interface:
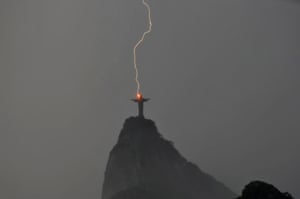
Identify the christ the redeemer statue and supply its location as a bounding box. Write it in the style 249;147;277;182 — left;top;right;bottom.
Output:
132;93;150;118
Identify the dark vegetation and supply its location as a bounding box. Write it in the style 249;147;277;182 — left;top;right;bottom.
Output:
237;181;294;199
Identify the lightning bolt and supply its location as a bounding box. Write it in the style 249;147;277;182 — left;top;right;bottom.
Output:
133;0;153;95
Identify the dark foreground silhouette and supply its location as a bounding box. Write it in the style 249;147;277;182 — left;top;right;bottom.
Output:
237;181;294;199
102;117;236;199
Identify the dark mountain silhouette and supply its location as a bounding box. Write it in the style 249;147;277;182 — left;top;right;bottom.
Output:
102;117;236;199
236;181;294;199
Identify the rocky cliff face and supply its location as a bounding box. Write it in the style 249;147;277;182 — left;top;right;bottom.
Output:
102;117;236;199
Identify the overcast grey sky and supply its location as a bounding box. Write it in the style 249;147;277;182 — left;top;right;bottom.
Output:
0;0;299;199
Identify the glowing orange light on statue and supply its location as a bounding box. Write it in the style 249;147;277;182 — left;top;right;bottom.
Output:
137;93;142;101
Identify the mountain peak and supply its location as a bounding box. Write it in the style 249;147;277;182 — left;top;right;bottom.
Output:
102;117;236;199
118;117;160;141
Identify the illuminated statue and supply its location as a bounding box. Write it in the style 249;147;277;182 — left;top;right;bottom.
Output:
132;93;150;118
